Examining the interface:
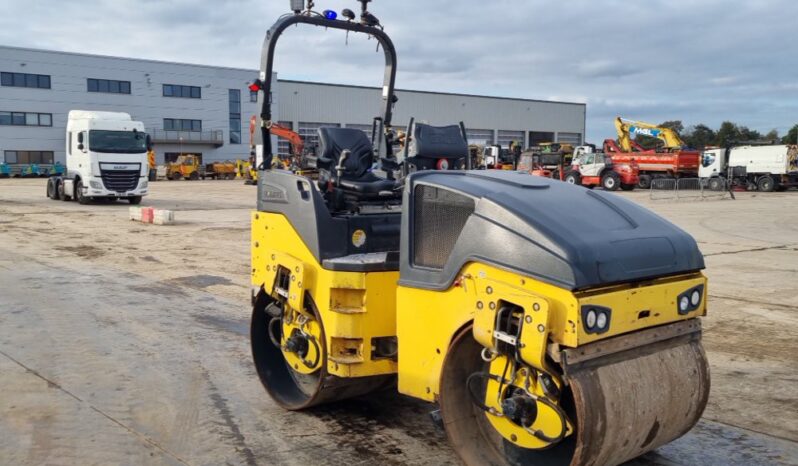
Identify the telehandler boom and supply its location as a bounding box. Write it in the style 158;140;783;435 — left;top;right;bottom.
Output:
249;3;710;466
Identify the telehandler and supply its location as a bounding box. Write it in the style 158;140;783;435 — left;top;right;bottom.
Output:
250;2;710;465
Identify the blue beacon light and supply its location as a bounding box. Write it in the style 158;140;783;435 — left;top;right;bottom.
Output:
323;10;338;20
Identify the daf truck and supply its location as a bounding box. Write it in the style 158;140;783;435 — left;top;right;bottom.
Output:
46;111;151;204
700;144;798;191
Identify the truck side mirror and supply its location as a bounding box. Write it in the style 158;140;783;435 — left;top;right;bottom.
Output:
146;134;153;151
77;143;84;151
77;132;84;144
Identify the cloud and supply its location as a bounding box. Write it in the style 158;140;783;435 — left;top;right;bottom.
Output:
1;0;796;142
576;60;642;79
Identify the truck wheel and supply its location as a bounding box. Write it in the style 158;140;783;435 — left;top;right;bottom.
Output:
172;173;182;181
757;175;775;192
190;171;199;181
46;178;57;199
602;172;620;191
128;196;142;205
637;174;652;189
75;180;90;205
565;172;581;185
57;180;71;201
708;178;724;191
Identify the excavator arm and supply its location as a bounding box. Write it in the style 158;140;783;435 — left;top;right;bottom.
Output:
615;116;686;151
269;123;305;156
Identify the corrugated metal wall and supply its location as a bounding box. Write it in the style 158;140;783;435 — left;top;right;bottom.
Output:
278;80;585;147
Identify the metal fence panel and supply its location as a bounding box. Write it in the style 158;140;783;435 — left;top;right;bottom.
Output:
650;178;677;200
650;177;731;201
676;178;702;200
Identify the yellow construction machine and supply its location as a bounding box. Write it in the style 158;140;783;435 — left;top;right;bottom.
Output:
614;117;687;152
166;154;236;180
249;3;710;466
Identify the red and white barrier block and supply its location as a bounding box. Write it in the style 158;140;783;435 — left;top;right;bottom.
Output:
129;207;175;225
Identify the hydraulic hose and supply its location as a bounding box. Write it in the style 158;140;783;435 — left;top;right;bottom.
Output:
524;394;569;444
268;317;282;347
304;335;321;369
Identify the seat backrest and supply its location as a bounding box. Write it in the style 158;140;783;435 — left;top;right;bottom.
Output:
317;127;374;179
408;123;468;160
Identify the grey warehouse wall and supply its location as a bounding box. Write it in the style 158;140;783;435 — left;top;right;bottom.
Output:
1;45;585;167
0;46;262;165
277;80;586;147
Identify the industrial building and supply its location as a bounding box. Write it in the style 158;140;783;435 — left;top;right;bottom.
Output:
0;45;585;172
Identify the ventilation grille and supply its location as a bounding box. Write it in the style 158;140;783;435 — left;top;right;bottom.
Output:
100;170;139;192
413;185;475;269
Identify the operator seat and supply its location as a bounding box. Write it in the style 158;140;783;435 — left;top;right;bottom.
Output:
405;123;468;171
316;127;400;200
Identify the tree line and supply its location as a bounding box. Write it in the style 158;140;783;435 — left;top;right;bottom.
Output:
633;121;798;150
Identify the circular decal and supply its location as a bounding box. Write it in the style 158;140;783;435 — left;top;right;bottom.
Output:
352;229;367;248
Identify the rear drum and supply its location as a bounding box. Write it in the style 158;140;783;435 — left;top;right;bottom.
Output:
251;291;391;410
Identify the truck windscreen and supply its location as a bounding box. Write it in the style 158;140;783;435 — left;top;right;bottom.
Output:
89;130;147;154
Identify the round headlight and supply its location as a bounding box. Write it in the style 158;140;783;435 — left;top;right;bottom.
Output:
596;312;608;330
586;309;597;329
679;296;690;312
691;290;701;306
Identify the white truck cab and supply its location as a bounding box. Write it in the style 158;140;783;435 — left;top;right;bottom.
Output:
47;111;151;204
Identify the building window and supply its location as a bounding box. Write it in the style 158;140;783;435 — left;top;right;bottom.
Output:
298;122;341;150
1;72;51;89
163;84;201;99
529;131;555;146
497;130;524;149
464;128;494;145
229;89;241;144
276;121;295;155
250;90;258;103
0;111;53;127
557;132;583;145
4;150;55;164
163;118;202;132
87;78;131;94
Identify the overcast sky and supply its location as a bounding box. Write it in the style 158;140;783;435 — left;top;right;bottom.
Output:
2;0;795;142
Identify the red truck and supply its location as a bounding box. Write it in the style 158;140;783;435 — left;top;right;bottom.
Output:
604;139;700;188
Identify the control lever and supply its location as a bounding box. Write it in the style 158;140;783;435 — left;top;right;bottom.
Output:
336;149;351;186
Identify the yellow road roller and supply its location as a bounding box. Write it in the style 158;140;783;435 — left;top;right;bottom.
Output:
249;2;709;465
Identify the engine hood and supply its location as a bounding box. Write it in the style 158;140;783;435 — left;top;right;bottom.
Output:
399;170;704;291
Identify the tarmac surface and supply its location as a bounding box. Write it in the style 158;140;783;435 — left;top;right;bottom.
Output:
1;178;797;465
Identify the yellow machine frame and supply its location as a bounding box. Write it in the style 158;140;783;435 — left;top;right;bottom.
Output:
252;212;398;378
252;210;707;450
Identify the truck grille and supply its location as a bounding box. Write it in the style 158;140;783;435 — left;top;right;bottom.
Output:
101;170;140;192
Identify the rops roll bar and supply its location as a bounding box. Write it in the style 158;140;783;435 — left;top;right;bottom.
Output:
255;2;398;171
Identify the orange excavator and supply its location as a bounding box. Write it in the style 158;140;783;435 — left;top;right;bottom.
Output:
244;117;309;183
269;122;305;170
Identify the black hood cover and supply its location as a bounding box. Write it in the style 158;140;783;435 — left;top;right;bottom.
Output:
399;171;704;291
